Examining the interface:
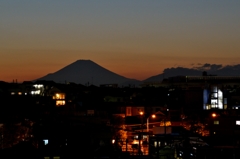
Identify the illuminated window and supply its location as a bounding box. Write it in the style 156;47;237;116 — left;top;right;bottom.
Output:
236;121;240;125
53;157;60;159
211;93;217;98
11;92;15;95
154;141;157;147
211;99;218;108
213;121;219;125
33;84;43;89
126;107;132;116
203;104;210;110
44;157;50;159
56;100;65;106
224;105;227;109
218;89;223;109
43;139;48;145
206;104;211;110
224;98;227;104
31;90;40;95
159;121;171;126
134;135;138;139
53;93;65;99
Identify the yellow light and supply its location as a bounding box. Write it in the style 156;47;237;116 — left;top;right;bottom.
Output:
151;114;156;118
132;140;141;144
159;121;171;126
112;139;115;144
212;113;217;117
139;111;144;115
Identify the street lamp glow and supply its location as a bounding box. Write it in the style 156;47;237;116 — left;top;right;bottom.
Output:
139;111;144;115
112;139;115;144
147;114;156;134
212;113;217;117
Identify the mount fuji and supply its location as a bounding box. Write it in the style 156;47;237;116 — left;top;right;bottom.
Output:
35;60;141;86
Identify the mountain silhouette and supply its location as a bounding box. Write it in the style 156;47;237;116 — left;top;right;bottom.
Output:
35;61;240;86
144;64;240;82
35;60;140;86
144;67;202;82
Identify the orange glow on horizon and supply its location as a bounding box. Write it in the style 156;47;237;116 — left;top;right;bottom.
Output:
1;50;240;83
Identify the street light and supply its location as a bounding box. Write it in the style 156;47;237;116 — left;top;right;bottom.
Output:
212;113;217;118
147;114;156;133
139;111;156;155
139;111;144;155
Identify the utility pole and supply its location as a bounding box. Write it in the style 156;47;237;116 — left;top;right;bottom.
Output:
138;111;144;155
0;124;3;149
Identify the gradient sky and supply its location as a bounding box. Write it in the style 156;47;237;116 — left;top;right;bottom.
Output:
1;1;240;82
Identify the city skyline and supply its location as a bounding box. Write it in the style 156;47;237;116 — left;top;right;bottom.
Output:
1;1;240;82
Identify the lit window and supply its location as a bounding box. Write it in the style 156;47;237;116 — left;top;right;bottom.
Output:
236;121;240;125
56;100;65;106
43;139;48;145
213;121;219;125
53;93;65;99
112;139;115;144
31;90;40;95
154;141;161;147
53;157;60;159
154;141;157;147
224;105;227;109
33;84;43;89
134;135;138;139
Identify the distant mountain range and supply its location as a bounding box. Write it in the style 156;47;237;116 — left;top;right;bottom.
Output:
36;60;240;86
144;64;240;82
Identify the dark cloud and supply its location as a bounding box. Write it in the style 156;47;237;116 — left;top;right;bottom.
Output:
209;64;223;71
144;63;240;82
193;63;223;71
203;63;211;67
163;67;201;77
191;63;202;66
223;64;240;70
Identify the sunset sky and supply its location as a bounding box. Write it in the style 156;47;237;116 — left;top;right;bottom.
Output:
1;1;240;82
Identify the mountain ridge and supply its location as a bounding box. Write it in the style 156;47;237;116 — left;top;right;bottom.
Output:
36;60;141;86
35;60;240;86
